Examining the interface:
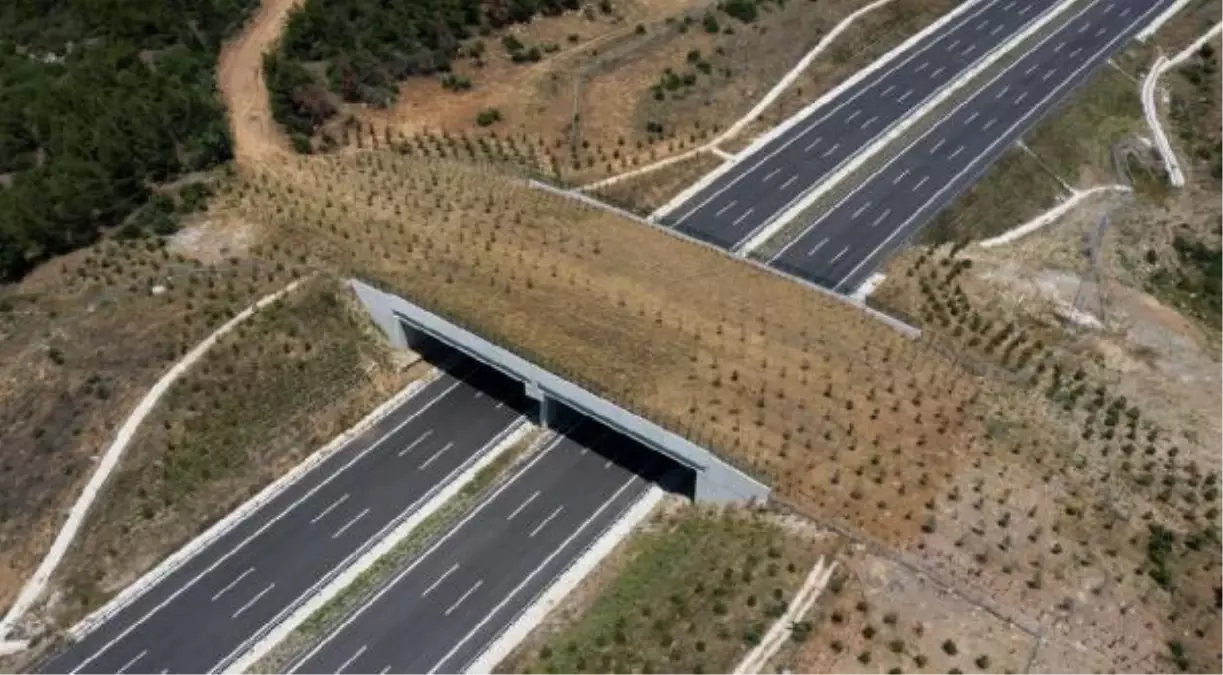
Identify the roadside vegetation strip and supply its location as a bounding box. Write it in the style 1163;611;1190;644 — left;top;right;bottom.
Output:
244;427;552;675
577;0;909;195
732;556;837;675
500;508;824;675
976;185;1131;248
0;275;308;651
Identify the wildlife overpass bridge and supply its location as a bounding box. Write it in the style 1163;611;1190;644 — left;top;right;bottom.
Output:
351;279;770;504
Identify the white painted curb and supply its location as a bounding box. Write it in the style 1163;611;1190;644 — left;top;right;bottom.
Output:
0;277;310;649
1141;22;1223;188
737;0;1086;255
647;0;998;220
733;556;838;675
976;185;1130;248
1136;0;1198;42
226;423;539;674
463;485;666;674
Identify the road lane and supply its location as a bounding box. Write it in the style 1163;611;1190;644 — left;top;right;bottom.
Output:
768;0;1170;291
662;0;1065;249
290;423;671;674
42;359;529;674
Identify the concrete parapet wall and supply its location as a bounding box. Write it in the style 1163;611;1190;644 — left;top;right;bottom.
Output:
350;279;771;504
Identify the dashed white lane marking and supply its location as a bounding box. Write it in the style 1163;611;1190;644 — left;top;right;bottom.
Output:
1019;3;1031;14
398;430;434;457
804;136;823;152
891;168;910;184
762;167;783;182
378;666;392;674
929;66;945;79
851;201;872;219
996;84;1011;99
336;645;367;674
1042;67;1057;82
714;200;738;218
1119;5;1129;16
1015;91;1029;105
1069;46;1082;59
976;19;989;30
1003;0;1015;8
930;137;947;153
966;110;980;125
915;61;929;73
960;43;976;57
1102;2;1113;13
331;508;371;540
312;494;351;523
603;459;614;469
506;491;541;521
846;108;862;122
870;208;892;227
494;401;505;410
731;208;755;227
444;580;483;616
780;174;800;190
882;84;895;96
982;117;997;131
473;390;484;399
861;115;879;129
830;246;850;264
990;23;1004;36
807;237;830;257
528;506;565;538
117;650;148;674
820;142;841;158
897;88;914;104
912;175;930;191
421;563;459;598
211;567;255;602
1054;40;1065;52
950;145;965;159
1095;25;1106;37
1025;62;1040;75
948;38;961;52
418;442;455;470
232;582;275;619
1079;20;1091;33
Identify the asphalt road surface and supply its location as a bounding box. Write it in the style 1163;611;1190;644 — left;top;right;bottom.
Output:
42;359;529;674
768;0;1172;291
661;0;1065;250
289;422;677;674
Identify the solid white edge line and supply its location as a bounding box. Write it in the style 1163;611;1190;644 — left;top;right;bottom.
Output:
63;372;470;673
426;472;643;674
742;0;1089;258
763;0;1101;265
273;427;560;675
665;0;1009;225
463;485;665;675
0;278;310;650
221;419;536;674
62;365;443;644
831;0;1169;289
646;0;1000;219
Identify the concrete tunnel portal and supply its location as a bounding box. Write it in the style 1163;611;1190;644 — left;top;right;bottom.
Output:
349;279;771;505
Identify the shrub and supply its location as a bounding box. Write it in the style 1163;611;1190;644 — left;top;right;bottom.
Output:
703;12;720;32
942;639;958;655
476;108;503;127
722;0;758;22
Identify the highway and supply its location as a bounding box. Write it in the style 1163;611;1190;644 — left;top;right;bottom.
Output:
768;0;1172;291
661;0;1066;250
289;422;677;674
41;358;530;674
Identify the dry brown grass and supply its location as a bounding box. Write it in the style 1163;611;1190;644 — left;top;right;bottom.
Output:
44;275;418;629
1151;0;1223;55
344;0;955;187
230;147;980;558
0;241;297;617
589;150;724;213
